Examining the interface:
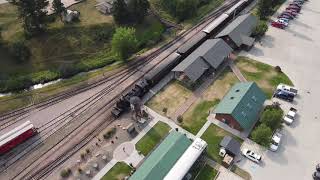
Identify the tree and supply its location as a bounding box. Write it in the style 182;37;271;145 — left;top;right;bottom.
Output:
251;124;272;147
112;0;130;24
261;108;283;131
12;0;49;36
257;0;272;19
52;0;66;21
252;20;268;38
9;41;31;63
175;0;198;21
128;0;150;23
111;27;138;60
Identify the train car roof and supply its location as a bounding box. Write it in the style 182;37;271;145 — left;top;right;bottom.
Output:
177;32;207;55
202;13;229;34
0;121;34;147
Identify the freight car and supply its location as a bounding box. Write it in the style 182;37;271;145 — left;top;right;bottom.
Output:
0;121;37;154
111;0;253;118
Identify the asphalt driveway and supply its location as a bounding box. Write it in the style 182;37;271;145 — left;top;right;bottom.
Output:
237;0;320;179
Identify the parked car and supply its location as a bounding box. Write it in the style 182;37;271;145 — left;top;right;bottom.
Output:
279;18;290;24
278;14;293;20
281;12;295;18
316;163;320;172
283;107;297;125
288;5;301;11
285;10;299;16
277;83;298;96
273;90;294;102
272;21;286;29
242;148;262;163
313;171;320;180
290;3;302;7
277;19;288;27
270;131;283;151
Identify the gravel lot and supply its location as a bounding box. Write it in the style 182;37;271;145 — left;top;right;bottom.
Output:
237;0;320;179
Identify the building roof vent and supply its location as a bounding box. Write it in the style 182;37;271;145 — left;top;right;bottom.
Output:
235;89;240;92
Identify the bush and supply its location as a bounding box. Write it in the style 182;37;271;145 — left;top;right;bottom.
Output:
275;66;282;73
251;123;272;147
103;127;117;139
60;168;71;178
85;148;90;154
252;20;268;39
161;0;199;21
9;41;31;63
30;70;60;84
162;107;168;114
177;115;183;123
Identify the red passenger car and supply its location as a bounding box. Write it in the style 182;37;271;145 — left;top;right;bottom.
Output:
0;121;37;154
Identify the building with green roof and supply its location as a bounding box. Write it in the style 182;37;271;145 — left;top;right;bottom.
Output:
129;131;192;180
213;82;266;131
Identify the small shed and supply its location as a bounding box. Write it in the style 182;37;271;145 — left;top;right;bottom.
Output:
219;136;241;157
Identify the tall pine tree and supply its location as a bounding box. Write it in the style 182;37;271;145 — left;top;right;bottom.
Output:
13;0;49;36
128;0;150;23
112;0;130;24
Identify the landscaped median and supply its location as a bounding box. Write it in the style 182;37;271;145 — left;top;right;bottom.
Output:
101;162;132;180
236;56;293;98
135;121;171;156
201;124;243;164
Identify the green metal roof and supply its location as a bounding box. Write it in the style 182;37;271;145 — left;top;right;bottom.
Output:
213;82;266;130
129;131;192;180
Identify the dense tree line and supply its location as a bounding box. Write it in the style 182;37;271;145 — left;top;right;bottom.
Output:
112;0;150;25
161;0;199;21
257;0;285;19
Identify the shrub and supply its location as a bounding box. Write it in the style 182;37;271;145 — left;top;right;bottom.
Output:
177;115;183;123
30;70;60;84
9;41;31;63
80;152;85;159
260;107;284;131
162;107;168;114
251;124;272;147
78;167;83;173
85;148;90;154
275;66;282;73
103;127;117;139
252;20;268;39
60;169;70;178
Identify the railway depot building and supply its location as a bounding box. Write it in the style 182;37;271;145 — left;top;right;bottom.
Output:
129;131;207;180
216;13;257;51
172;39;232;84
213;82;266;131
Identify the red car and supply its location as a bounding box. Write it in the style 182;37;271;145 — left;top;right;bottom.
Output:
287;5;301;10
285;10;299;16
278;14;293;20
286;7;301;12
271;21;286;29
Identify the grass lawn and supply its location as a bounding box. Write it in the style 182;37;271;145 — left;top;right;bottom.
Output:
203;67;239;100
181;99;220;135
101;162;132;180
194;164;218;180
231;165;251;180
146;80;192;118
135;121;171;156
236;56;293;98
201;124;243;163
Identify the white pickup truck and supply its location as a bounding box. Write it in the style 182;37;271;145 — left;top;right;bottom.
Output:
283;107;297;125
277;83;298;96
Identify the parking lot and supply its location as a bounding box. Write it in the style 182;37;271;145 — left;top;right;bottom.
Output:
237;0;320;179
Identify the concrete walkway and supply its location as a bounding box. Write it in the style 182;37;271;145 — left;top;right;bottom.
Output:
229;61;247;82
92;117;159;180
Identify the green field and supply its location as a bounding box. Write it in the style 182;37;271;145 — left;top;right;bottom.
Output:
101;162;132;180
201;124;243;163
181;99;220;135
135;121;171;156
194;164;218;180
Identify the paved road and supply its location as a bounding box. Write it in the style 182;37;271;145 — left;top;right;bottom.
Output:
0;0;7;4
238;0;320;179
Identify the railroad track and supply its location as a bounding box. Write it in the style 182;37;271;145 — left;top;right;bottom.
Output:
1;0;242;179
